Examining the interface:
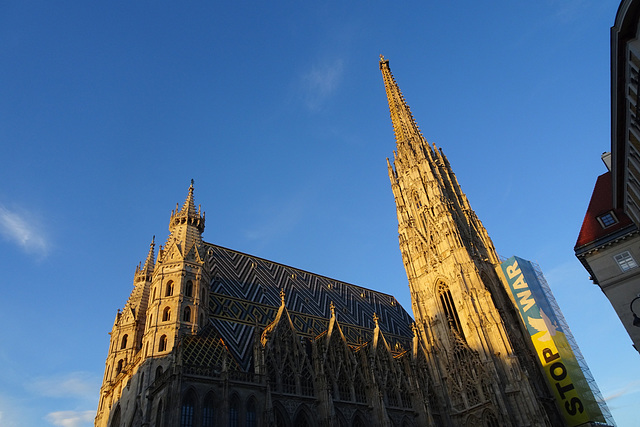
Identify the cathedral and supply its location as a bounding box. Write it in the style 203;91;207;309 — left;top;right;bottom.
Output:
95;58;565;427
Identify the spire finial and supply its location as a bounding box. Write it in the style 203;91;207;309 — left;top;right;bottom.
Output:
280;288;285;306
330;301;335;318
373;313;380;328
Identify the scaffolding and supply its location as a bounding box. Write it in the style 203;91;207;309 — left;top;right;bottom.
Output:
530;261;615;427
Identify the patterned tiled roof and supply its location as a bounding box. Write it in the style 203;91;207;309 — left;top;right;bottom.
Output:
180;325;240;371
204;243;414;368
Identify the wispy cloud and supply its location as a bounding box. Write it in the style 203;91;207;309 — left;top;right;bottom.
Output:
45;410;95;427
603;380;640;403
27;372;100;400
0;204;49;257
243;196;306;243
552;0;589;24
299;59;344;111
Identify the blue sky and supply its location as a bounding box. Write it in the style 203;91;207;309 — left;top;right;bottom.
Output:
1;1;637;426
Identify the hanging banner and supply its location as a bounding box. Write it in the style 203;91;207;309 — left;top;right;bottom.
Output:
497;256;605;427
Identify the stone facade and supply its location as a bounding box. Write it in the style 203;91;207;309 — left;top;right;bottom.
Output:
95;59;562;427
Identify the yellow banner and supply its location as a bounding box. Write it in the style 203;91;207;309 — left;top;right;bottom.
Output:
530;330;591;426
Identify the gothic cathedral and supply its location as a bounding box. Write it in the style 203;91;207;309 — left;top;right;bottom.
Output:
95;58;561;427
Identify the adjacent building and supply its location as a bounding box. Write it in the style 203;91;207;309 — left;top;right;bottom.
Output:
575;0;640;353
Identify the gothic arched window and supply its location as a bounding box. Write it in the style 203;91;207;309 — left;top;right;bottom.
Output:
116;359;123;374
155;400;163;427
183;306;191;322
165;280;174;297
158;335;167;352
202;393;215;427
337;369;351;401
185;280;193;297
282;363;296;394
352;414;366;427
483;410;499;427
413;191;422;209
300;367;314;396
437;282;464;337
293;409;312;427
120;334;128;349
163;307;171;322
246;398;257;427
229;395;239;427
354;373;366;403
180;390;196;427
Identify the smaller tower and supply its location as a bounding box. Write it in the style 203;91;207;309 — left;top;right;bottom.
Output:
142;180;210;360
96;237;154;422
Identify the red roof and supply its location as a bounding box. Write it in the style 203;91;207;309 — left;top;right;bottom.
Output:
575;172;634;249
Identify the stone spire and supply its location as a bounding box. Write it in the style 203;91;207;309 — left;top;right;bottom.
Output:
129;235;156;311
379;55;433;170
135;236;155;281
380;56;499;268
169;179;205;233
380;57;554;425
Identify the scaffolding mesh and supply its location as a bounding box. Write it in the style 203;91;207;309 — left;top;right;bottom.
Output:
530;261;615;427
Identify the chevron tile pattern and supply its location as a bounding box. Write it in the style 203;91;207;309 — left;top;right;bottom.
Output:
205;243;414;368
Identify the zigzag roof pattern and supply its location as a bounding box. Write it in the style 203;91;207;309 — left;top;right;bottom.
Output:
203;242;415;368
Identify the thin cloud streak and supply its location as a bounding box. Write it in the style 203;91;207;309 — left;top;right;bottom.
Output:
603;380;640;402
0;204;49;256
27;372;100;400
300;59;344;111
45;410;94;427
243;196;306;243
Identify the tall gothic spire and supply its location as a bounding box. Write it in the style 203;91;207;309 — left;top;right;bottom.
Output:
379;55;431;168
380;57;553;425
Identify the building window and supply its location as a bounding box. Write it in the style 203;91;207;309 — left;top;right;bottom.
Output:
163;307;171;322
615;251;638;272
354;374;366;403
185;280;193;297
337;370;350;401
202;394;215;427
116;359;124;374
183;306;191;322
180;391;195;427
165;280;174;297
437;282;464;338
229;397;239;427
301;368;314;396
282;365;296;394
246;398;257;427
155;400;163;427
158;335;167;352
120;334;128;349
597;211;618;228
